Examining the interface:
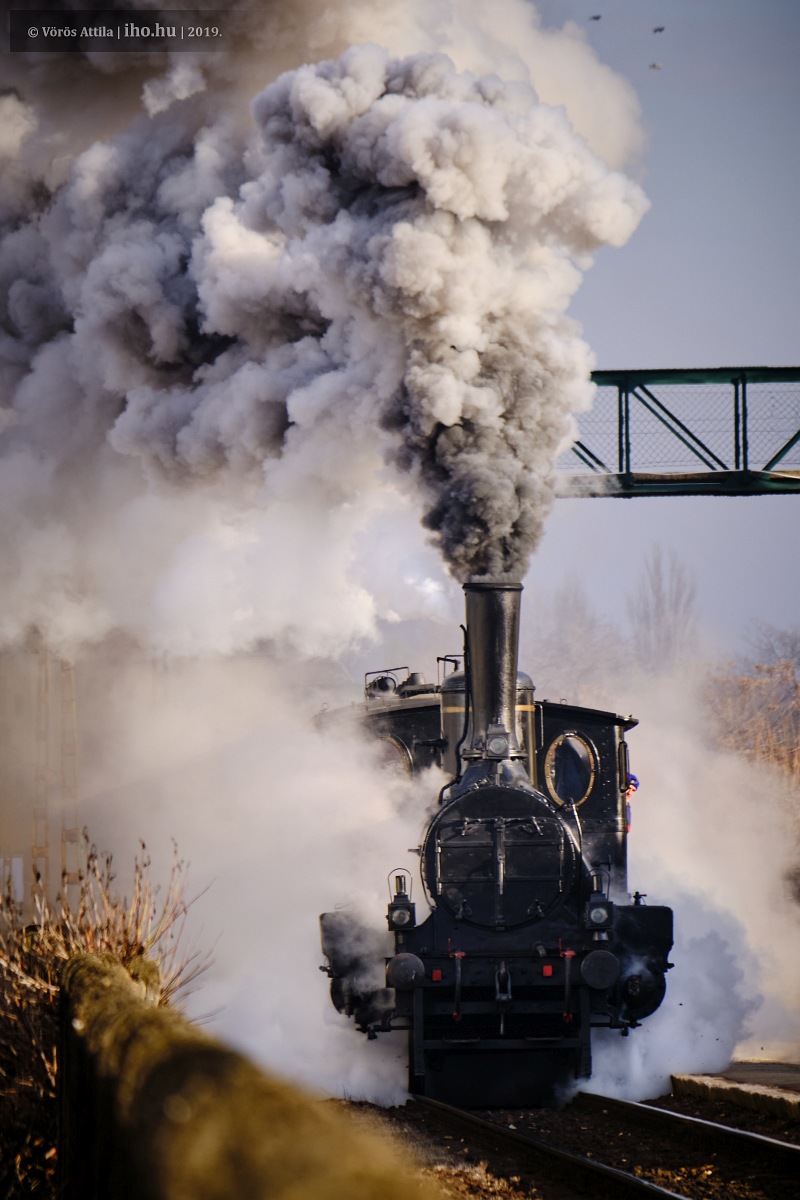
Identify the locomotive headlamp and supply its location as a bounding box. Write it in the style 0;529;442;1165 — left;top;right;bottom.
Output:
387;871;416;931
487;734;509;757
585;899;614;930
483;721;514;760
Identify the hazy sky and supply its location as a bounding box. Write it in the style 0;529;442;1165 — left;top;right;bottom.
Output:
529;0;799;653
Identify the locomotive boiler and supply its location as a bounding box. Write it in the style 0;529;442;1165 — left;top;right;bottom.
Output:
320;581;673;1107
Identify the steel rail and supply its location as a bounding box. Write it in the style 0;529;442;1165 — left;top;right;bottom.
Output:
574;1091;800;1174
413;1095;691;1199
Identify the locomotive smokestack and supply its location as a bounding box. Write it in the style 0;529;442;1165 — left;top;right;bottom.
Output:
463;581;525;762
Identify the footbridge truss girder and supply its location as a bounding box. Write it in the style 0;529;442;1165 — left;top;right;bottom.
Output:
559;367;800;498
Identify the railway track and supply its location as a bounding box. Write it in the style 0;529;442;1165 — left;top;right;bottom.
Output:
414;1096;694;1198
572;1091;800;1176
404;1093;800;1200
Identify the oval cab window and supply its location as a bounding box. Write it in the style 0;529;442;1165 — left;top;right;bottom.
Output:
377;734;413;775
544;732;597;807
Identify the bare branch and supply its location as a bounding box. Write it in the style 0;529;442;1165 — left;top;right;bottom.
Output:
0;833;209;1196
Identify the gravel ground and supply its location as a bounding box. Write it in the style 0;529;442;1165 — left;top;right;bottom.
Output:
339;1089;800;1200
641;1091;800;1145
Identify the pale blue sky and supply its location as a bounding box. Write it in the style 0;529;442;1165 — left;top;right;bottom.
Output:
532;0;800;651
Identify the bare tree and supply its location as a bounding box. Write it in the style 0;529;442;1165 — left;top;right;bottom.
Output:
626;545;698;669
745;619;800;672
524;575;625;701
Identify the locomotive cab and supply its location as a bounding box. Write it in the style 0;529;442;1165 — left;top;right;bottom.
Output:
319;582;673;1107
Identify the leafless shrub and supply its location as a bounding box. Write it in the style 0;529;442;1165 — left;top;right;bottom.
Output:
0;833;206;1197
704;652;800;892
705;659;800;783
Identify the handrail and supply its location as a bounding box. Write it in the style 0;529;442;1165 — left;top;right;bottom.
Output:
59;953;439;1200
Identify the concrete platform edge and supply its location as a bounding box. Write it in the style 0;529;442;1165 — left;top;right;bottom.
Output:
671;1073;800;1119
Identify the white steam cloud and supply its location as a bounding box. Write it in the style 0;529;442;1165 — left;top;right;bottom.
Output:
1;0;647;658
525;593;800;1099
76;649;439;1104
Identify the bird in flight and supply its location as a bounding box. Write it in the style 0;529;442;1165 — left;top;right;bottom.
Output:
589;14;602;20
649;62;663;70
653;26;665;33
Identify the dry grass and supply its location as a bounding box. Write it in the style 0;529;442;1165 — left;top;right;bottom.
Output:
0;834;205;1197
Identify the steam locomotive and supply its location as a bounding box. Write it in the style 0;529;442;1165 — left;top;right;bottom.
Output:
320;581;673;1107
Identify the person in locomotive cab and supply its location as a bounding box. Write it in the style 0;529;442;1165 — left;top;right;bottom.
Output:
626;773;640;832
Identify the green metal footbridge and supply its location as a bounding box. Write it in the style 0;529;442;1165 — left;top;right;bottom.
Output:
559;367;800;497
